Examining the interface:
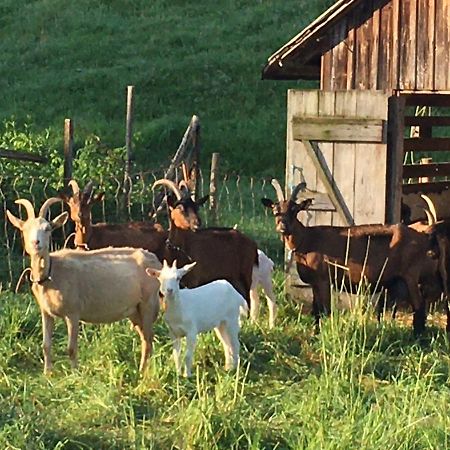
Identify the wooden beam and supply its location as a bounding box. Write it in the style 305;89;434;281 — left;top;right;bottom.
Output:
404;116;450;127
403;163;450;178
402;93;450;107
402;181;450;194
403;137;450;152
292;116;386;143
301;140;354;225
0;148;47;163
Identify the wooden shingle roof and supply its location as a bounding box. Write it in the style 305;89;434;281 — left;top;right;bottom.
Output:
262;0;365;80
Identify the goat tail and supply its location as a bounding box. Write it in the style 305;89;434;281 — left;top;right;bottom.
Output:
239;297;249;318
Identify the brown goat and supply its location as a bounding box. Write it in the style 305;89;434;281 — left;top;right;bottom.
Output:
60;180;167;261
153;179;258;303
262;180;441;334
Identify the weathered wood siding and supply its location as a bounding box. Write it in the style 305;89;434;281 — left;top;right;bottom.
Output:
321;0;450;91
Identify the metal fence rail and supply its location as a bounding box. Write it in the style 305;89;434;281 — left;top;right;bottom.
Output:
0;171;282;290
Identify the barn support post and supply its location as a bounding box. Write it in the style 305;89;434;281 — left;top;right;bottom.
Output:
63;119;74;188
386;95;406;224
123;85;134;220
209;152;220;224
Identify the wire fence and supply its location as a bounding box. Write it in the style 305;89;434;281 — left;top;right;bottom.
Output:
0;170;283;291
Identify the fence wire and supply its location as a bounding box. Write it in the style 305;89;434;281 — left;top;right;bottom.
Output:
0;170;282;290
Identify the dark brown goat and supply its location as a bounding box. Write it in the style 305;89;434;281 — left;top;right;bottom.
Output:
262;180;441;334
60;180;167;261
153;179;258;302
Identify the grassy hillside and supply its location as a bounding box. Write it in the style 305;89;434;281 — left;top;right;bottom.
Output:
0;0;334;176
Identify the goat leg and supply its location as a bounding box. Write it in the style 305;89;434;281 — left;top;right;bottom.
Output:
65;316;79;370
41;311;54;375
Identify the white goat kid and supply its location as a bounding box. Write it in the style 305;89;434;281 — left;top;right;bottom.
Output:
146;260;248;377
250;249;278;328
7;198;161;374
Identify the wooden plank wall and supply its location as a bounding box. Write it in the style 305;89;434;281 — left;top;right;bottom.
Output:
286;90;389;226
321;0;450;91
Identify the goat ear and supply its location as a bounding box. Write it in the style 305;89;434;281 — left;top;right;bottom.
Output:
180;261;197;277
297;199;313;211
196;195;209;207
261;198;274;209
6;210;24;230
146;267;161;278
51;212;69;230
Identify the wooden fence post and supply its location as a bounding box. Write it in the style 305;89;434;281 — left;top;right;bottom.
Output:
191;115;201;200
209;153;220;223
63;119;73;187
123;85;134;218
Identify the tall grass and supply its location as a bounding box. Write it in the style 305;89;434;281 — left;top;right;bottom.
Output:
1;274;450;449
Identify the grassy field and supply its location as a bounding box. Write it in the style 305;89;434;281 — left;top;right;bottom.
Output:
0;0;334;176
1;278;450;449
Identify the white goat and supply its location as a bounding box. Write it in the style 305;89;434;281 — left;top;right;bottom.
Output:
250;249;277;328
7;198;161;374
146;260;248;377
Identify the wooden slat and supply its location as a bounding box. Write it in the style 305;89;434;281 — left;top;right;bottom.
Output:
403;163;450;178
391;0;401;90
333;91;358;226
434;0;450;90
416;0;435;90
354;1;371;89
292;117;386;142
386;96;405;223
315;91;336;226
377;0;393;90
332;19;349;90
301;140;353;225
0;148;47;163
403;137;450;152
370;5;380;89
403;181;450;194
398;0;417;90
404;116;450;126
403;93;450;106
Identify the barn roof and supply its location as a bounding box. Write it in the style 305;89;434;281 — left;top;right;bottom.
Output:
262;0;365;80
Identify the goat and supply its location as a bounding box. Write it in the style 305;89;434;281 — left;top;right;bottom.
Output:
6;198;162;373
152;179;258;303
146;259;247;376
262;180;441;334
250;249;277;328
60;179;167;260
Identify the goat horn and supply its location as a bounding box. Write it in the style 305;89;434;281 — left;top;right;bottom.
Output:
39;197;63;218
68;179;80;196
15;199;35;219
153;179;183;201
420;194;437;223
424;208;435;226
178;180;191;196
83;180;94;195
290;182;307;202
271;179;285;202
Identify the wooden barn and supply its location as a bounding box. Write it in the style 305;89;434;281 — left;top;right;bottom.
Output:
262;0;450;297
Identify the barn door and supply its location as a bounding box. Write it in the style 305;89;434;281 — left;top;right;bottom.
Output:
286;90;389;227
285;90;389;301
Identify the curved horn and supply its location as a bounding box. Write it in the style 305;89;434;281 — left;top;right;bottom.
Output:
152;179;183;201
420;194;437;223
290;182;307;202
39;197;63;218
271;179;285;202
424;208;435;226
178;180;191;196
68;179;80;196
15;199;35;219
83;180;94;195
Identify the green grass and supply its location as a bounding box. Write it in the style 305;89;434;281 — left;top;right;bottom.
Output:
1;276;450;449
0;0;335;176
